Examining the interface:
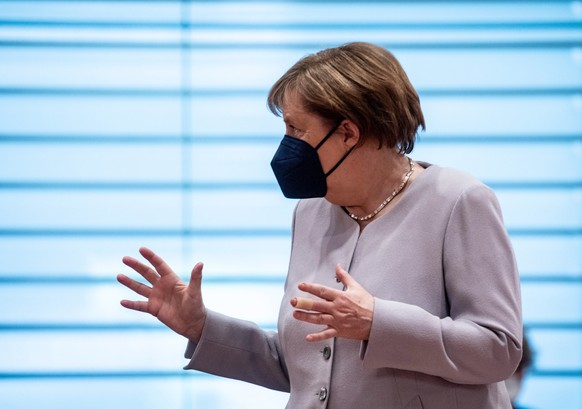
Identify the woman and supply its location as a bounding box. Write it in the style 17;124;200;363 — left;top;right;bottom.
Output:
117;42;522;408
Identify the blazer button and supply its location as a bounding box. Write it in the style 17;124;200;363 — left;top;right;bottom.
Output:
318;387;328;401
322;346;332;360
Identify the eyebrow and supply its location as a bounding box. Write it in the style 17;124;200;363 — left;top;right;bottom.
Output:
282;115;295;126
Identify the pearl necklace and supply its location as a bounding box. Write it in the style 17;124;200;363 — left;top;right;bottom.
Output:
345;157;414;222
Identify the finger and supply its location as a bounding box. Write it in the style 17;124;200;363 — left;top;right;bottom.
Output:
335;264;357;289
291;296;334;315
293;310;334;326
120;299;150;313
306;327;337;342
139;247;174;277
117;273;152;299
298;281;341;302
122;256;159;285
187;262;204;294
292;296;314;311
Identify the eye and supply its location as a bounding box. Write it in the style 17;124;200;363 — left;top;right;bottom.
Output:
286;124;302;138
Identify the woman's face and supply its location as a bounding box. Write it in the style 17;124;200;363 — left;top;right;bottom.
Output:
282;95;328;144
281;93;345;176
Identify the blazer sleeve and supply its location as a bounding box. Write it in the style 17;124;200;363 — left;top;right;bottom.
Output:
183;203;301;392
183;310;290;392
360;183;523;385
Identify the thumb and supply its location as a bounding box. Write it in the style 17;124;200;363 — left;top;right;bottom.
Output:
336;263;355;288
187;262;204;294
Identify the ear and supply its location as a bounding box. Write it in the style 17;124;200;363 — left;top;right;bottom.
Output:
339;119;360;149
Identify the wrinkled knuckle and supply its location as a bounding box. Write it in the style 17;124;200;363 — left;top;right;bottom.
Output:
336;295;349;307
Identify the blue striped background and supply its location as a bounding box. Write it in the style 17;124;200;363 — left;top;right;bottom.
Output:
0;1;581;408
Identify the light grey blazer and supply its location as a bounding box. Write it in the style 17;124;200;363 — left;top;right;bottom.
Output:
185;163;523;409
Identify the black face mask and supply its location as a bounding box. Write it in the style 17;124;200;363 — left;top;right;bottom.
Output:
270;121;355;198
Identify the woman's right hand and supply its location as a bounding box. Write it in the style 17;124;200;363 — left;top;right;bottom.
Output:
117;247;207;342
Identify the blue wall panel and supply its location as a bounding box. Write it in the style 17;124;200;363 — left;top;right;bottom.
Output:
1;1;581;408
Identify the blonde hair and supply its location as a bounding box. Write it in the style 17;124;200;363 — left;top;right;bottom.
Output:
267;42;425;154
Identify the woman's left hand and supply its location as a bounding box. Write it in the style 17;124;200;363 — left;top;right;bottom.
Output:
291;264;374;342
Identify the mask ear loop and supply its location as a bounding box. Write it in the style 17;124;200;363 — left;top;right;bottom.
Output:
314;118;355;177
324;144;356;177
314;119;344;150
